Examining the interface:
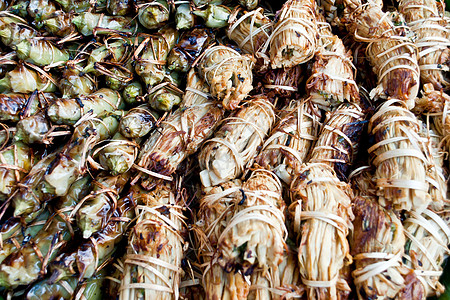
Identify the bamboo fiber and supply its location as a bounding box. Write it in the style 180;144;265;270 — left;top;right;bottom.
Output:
307;15;360;110
368;99;431;212
197;45;254;110
120;182;186;300
264;0;318;68
133;70;223;189
403;209;450;297
289;163;353;300
351;197;425;299
344;3;420;108
398;0;450;90
199;96;275;187
254;99;321;185
310;103;365;180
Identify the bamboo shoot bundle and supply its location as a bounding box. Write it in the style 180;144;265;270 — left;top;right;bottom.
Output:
254;99;321;184
307;14;360;110
368;99;431;212
120;182;186;300
217;169;287;274
227;7;273;71
344;3;420;108
403;209;450;297
133;70;223;189
197;45;254;110
289;163;353;300
351;196;425;299
265;0;318;68
310;103;365;181
199;96;275;187
196;179;248;299
398;0;450;90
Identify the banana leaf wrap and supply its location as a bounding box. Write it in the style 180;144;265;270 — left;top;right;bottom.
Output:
42;11;76;37
15;39;69;67
263;0;318;68
254;99;321;185
0;141;33;201
198;96;275;187
0;63;57;94
97;132;139;175
398;0;450;90
47;88;122;125
76;171;130;238
51;184;136;281
72;12;138;36
368;99;431;212
119;104;159;139
351;196;425;299
27;270;105;300
0;176;90;288
12;112;121;216
289;163;353;300
310;103;365;181
167;27;214;73
197;45;254;111
58;64;96;99
133;70;223;190
120;181;186;300
0;22;38;47
0;93;39;122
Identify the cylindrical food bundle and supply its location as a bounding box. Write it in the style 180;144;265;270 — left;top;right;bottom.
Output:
196;179;247;299
0;141;33;201
398;0;450;90
289;163;353;300
307;16;360;110
351;197;424;299
47;88;122;125
97;132;139;175
254;99;320;184
134;70;223;189
120;181;185;300
310;103;365;181
119;104;159;139
134;27;178;87
403;209;450;297
260;65;303;99
227;7;272;70
265;0;318;69
217;169;287;273
197;45;254;110
345;3;419;108
199;96;275;187
368;99;431;212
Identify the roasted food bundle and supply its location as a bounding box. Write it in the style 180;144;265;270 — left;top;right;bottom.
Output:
0;0;450;299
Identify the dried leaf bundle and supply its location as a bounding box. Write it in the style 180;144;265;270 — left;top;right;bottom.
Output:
199;96;275;187
120;182;186;300
345;4;420;108
368;99;431;212
265;0;318;68
133;70;223;189
197;45;254;110
351;197;424;300
310;103;365;180
217;169;287;273
227;7;273;70
261;65;303;99
254;99;321;184
307;16;360;110
289;163;353;300
403;209;450;297
398;0;450;90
